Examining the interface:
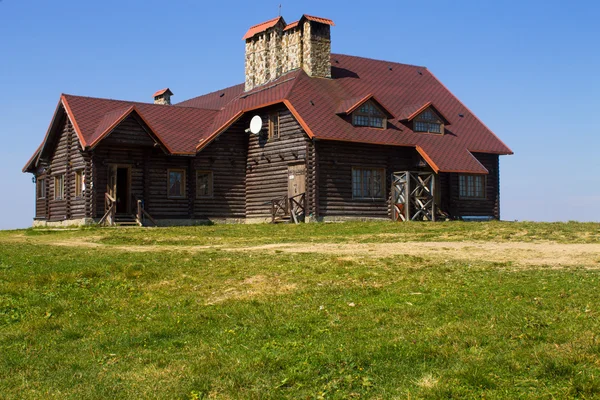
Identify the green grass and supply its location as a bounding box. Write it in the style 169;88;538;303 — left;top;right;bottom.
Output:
1;221;600;399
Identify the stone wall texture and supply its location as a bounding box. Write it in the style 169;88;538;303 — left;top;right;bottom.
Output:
245;20;331;91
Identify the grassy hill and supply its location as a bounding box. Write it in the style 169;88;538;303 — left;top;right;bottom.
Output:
1;221;600;399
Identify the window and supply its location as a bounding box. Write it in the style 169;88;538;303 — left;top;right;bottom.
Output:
352;102;386;128
414;109;444;134
74;170;84;198
459;175;486;199
54;175;64;200
196;171;214;198
36;178;46;199
352;168;385;199
168;169;186;198
268;112;280;139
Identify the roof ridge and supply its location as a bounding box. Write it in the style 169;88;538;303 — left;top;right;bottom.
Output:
331;53;426;70
175;82;245;108
247;16;281;30
62;93;219;112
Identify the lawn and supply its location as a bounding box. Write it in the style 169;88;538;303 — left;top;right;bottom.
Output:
1;221;600;399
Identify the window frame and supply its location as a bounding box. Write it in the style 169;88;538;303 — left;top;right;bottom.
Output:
54;174;65;201
351;167;386;200
74;170;84;199
167;168;186;199
352;101;386;129
413;108;445;134
268;112;280;140
36;177;46;199
458;174;487;200
196;170;214;199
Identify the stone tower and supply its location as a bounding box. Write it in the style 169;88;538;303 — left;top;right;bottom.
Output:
244;15;334;91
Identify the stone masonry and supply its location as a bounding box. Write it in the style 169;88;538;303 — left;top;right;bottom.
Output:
245;17;332;91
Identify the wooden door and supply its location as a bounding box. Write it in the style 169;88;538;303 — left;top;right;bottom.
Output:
288;163;306;198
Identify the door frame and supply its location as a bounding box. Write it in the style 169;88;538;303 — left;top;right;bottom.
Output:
107;164;132;214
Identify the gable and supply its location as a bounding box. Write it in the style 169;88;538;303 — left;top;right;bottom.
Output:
98;114;157;147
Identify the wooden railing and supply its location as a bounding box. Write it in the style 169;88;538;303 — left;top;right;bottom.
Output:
98;193;116;226
132;194;157;227
270;195;289;223
289;193;306;224
269;193;306;224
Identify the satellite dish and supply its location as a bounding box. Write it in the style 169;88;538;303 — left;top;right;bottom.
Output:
249;115;262;135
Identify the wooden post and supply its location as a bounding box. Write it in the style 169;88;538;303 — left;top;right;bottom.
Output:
431;173;436;222
187;158;194;219
405;171;411;221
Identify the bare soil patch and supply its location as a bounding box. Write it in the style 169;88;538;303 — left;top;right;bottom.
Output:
45;238;600;268
236;242;600;268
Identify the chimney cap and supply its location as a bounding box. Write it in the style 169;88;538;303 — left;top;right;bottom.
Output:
153;88;173;98
300;14;335;26
242;16;285;40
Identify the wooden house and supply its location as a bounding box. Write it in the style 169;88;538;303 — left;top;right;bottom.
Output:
23;14;512;226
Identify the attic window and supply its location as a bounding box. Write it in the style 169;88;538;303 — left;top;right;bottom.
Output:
268;112;280;139
352;102;386;128
414;109;444;134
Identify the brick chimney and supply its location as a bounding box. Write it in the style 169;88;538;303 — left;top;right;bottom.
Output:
244;15;334;91
153;88;173;105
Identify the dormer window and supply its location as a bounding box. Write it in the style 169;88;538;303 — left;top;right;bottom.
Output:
352;102;386;128
414;109;444;134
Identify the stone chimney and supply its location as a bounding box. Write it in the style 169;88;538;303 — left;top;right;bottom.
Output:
153;88;173;105
244;15;334;91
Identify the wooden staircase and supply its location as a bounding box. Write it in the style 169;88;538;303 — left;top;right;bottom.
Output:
98;193;157;227
114;213;139;226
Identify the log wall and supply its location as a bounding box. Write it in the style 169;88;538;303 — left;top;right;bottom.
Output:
193;121;248;219
92;115;158;218
316;140;415;218
39;116;91;222
441;153;500;219
245;106;311;219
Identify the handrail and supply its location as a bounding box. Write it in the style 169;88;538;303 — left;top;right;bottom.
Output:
131;193;157;226
270;194;288;223
98;192;116;226
289;193;306;224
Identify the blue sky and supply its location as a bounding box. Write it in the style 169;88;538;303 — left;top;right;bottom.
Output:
1;0;599;229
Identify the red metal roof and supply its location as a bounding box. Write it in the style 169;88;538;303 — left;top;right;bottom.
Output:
51;95;218;156
179;54;511;174
242;17;284;40
26;54;511;175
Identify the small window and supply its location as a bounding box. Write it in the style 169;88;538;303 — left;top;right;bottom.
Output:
268;112;280;140
36;178;46;199
414;109;444;134
459;175;486;199
196;171;214;198
54;175;64;200
74;170;84;198
352;102;386;128
352;168;385;199
168;169;186;198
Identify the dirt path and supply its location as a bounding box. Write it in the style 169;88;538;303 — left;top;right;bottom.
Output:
234;242;600;268
43;238;600;268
